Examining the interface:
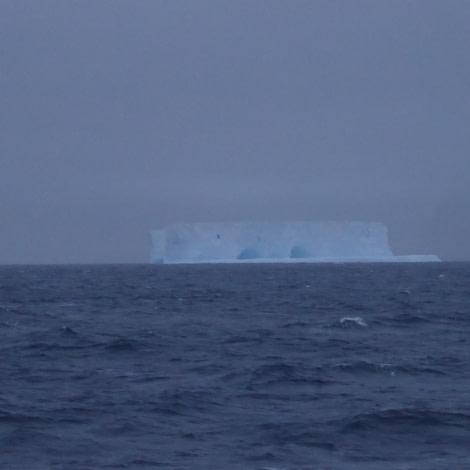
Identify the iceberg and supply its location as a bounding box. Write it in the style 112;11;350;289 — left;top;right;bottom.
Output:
149;221;440;264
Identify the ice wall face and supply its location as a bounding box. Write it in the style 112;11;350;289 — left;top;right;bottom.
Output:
148;221;436;264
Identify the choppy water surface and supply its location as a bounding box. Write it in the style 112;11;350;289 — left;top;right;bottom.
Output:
1;263;469;469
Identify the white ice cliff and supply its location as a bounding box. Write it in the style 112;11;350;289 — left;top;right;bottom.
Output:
149;221;440;264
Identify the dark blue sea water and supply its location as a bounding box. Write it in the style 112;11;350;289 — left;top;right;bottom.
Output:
1;263;469;469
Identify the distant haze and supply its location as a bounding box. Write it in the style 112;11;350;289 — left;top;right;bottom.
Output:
1;1;469;263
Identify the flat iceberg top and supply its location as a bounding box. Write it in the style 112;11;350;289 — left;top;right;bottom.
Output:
150;220;440;264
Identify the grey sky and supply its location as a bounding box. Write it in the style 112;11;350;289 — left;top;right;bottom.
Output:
1;0;469;263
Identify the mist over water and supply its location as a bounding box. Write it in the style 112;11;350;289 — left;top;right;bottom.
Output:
1;1;470;263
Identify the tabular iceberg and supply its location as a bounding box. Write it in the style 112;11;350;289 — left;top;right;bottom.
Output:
149;221;440;264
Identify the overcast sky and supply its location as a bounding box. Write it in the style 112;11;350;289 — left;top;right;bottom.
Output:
1;1;469;263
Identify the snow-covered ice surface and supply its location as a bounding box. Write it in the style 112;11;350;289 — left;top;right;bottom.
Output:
150;221;440;264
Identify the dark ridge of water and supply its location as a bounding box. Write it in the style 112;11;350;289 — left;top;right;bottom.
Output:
0;262;469;469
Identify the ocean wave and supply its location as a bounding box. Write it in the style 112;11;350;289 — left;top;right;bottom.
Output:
337;407;470;433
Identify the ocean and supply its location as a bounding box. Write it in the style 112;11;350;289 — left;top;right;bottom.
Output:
0;263;469;469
